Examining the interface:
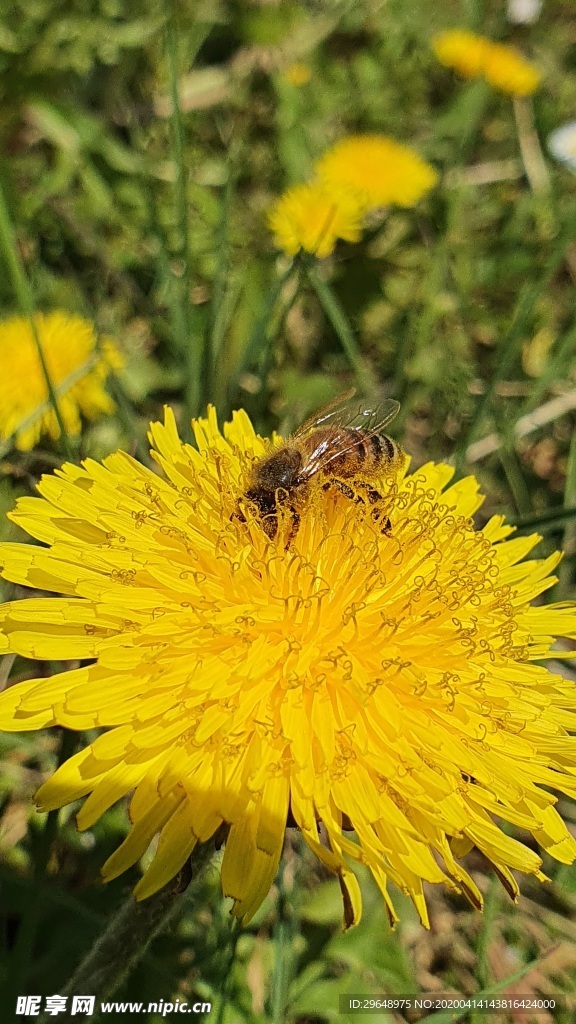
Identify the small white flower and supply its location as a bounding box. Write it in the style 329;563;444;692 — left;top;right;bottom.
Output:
507;0;542;24
548;122;576;172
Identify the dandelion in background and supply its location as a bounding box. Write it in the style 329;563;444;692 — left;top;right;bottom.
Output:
433;29;541;96
483;42;542;97
269;135;437;258
268;181;364;258
0;407;576;928
432;30;490;83
548;122;576;172
316;134;438;212
0;312;123;451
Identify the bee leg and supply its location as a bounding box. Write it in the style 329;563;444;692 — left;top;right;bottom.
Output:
356;483;383;506
379;515;392;537
333;480;393;536
230;506;246;525
323;478;360;503
262;513;279;540
284;507;301;549
234;496;278;540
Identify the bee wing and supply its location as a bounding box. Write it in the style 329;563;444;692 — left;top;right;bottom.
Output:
292;387;357;438
297;396;401;481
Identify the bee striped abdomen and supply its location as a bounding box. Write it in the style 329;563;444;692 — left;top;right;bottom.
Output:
374;433;397;461
369;433;383;459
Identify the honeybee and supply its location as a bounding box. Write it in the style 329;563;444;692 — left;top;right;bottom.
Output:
238;388;403;545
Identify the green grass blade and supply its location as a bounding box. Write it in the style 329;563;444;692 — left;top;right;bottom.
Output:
214;919;241;1024
511;505;576;533
226;258;299;414
516;324;576;421
205;145;238;407
306;263;374;392
163;2;206;418
497;443;532;517
456;205;576;467
7;730;77;1007
423;946;564;1024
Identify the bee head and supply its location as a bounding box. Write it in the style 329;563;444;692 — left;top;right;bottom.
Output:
252;447;302;493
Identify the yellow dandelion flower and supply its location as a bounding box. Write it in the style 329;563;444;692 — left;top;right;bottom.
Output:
432;29;490;79
432;30;541;97
268;181;364;259
1;407;576;929
316;135;438;212
0;312;123;452
482;42;541;96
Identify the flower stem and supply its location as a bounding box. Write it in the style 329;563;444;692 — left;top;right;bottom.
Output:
38;837;220;1024
513;95;550;195
214;919;241;1024
0;176;73;458
270;862;294;1024
269;836;300;1024
497;442;532;517
305;263;374;393
226;258;299;415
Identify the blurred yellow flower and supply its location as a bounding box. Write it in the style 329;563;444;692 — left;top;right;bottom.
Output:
268;181;363;258
1;407;576;928
283;62;312;87
433;29;489;79
483;41;541;96
433;29;541;96
0;312;123;451
316;134;438;211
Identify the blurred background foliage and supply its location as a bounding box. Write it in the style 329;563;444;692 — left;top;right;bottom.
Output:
1;0;576;1021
